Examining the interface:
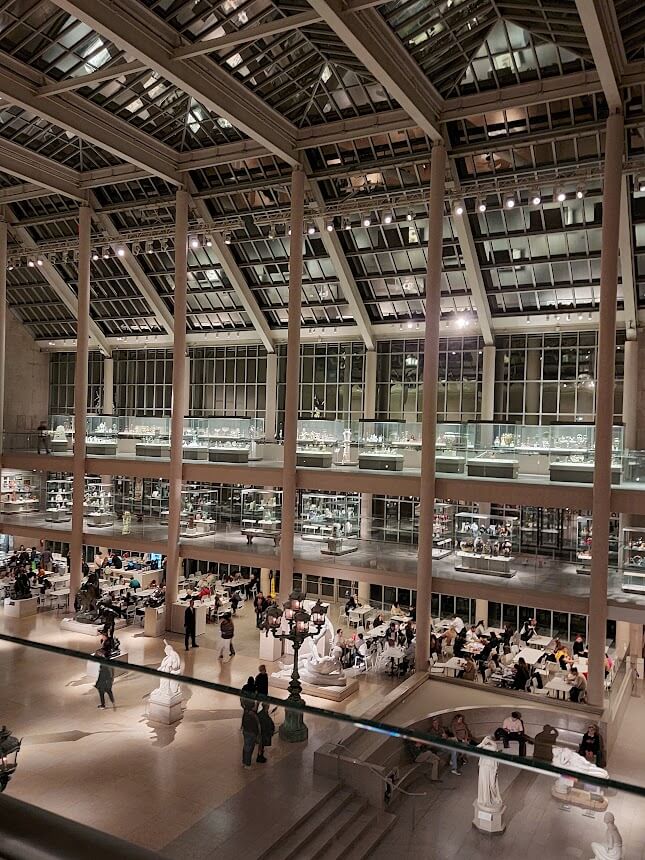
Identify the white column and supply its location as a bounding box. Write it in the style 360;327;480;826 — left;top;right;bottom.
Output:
588;111;624;706
358;581;370;603
623;338;638;452
415;141;446;671
475;599;489;627
361;348;377;551
102;357;114;416
279;167;305;600
481;345;495;421
265;352;278;441
165;189;189;617
184;352;191;416
0;215;6;457
70;205;91;596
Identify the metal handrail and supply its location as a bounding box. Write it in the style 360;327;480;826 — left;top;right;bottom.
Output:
326;742;428;799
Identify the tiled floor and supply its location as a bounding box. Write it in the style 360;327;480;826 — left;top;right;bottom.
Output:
3;602;645;857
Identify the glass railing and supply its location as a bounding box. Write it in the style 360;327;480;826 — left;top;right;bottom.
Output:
0;629;643;858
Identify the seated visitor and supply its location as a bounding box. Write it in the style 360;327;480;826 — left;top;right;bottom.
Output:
494;711;528;756
373;613;384;628
579;723;602;766
450;713;475;745
572;634;587;657
501;623;514;646
512;657;530;691
519;618;537;643
428;716;460;774
345;594;357;613
604;653;613;678
458;656;477;682
390;600;403;617
568;667;587;702
557;646;573;670
453;631;467;658
475;619;486;637
129;575;141;591
354;633;368;669
465;625;479;643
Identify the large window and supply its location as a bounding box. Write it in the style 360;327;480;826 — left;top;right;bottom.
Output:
376;337;483;421
190;346;267;417
49;352;103;414
113;349;173;416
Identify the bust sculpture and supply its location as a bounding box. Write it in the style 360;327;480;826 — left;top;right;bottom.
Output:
590;812;623;860
151;640;182;701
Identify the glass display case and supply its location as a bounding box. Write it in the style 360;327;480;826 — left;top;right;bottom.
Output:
241;488;282;545
454;511;518;577
623;450;645;484
576;514;619;573
124;417;171;458
357;421;405;471
436;423;466;473
46;478;73;522
83;478;114;527
204;417;265;463
549;424;623;483
433;502;454;558
180;485;219;537
0;472;40;514
299;493;360;540
85;415;121;456
465;423;519;479
147;480;170;524
622;528;645;593
516;425;551;451
49;415;74;452
519;506;560;552
296;419;352;468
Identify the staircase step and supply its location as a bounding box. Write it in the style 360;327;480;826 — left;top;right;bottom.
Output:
302;797;369;860
342;811;397;860
258;787;355;860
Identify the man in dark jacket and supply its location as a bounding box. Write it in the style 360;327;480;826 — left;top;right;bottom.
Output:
255;664;269;697
241;706;261;768
95;663;115;709
219;613;235;660
184;599;199;651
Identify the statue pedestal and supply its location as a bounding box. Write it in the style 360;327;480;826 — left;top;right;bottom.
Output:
60;617;127;636
144;606;166;637
4;597;38;618
472;801;505;833
148;691;184;725
259;632;283;662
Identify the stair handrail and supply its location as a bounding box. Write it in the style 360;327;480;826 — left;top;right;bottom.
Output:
325;742;428;799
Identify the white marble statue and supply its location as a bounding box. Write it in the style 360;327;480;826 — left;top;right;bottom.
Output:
301;649;347;687
590;812;623;860
151;639;182;701
476;736;504;811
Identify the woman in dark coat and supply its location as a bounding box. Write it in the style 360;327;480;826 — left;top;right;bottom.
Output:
95;663;115;709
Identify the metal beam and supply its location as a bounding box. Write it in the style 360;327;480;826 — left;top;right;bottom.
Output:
52;0;300;166
0;52;181;186
304;157;374;350
187;182;275;353
574;0;624;110
37;59;146;96
89;196;175;336
619;176;638;340
6;211;111;356
448;161;494;345
0;139;88;202
306;0;443;141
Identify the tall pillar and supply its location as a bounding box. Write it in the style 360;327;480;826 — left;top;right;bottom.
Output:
265;352;278;441
415;141;446;671
588;111;624;706
102;357;114;416
481;345;495;421
165;189;189;617
360;348;377;552
279;167;305;600
0;214;6;459
70;205;91;595
623;338;638;452
184;352;191;416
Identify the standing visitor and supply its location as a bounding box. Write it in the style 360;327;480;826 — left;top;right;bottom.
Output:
95;663;115;709
219;612;235;660
184;599;198;651
257;703;275;763
241;706;261;769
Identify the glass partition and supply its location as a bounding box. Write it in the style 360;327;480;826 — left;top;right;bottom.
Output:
297;418;350;468
83;477;114;528
49;414;74;452
0;471;41;514
205;416;265;463
357;420;406;471
85;415;122;456
241;488;282;545
180;485;219;537
454;511;519;577
436;422;466;473
45;477;73;522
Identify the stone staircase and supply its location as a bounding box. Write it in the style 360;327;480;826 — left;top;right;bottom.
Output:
257;785;395;860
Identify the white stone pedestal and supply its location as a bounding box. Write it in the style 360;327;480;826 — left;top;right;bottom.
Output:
473;801;505;833
4;597;39;618
144;606;166;637
148;691;184;725
259;632;283;661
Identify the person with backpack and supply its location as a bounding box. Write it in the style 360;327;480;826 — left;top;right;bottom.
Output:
256;702;275;763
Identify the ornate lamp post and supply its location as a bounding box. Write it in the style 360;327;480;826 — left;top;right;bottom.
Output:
265;592;327;742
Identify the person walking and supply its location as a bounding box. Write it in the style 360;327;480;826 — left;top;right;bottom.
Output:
218;612;235;660
257;702;275;763
95;663;115;709
184;599;199;651
36;421;51;454
241;706;261;769
254;592;267;628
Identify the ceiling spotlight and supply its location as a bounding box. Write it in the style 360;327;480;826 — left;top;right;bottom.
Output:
362;214;372;227
555;188;566;203
453;200;464;216
477;199;487;213
27;260;35;267
344;218;351;231
8;264;13;271
383;212;393;225
531;192;542;206
638;176;645;192
406;212;413;222
576;185;585;199
116;246;126;257
37;258;43;266
224;231;232;245
307;224;316;235
268;224;276;240
325;220;334;232
103;248;110;258
456;316;469;329
504;194;515;209
190;236;200;249
206;237;213;248
92;252;99;261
